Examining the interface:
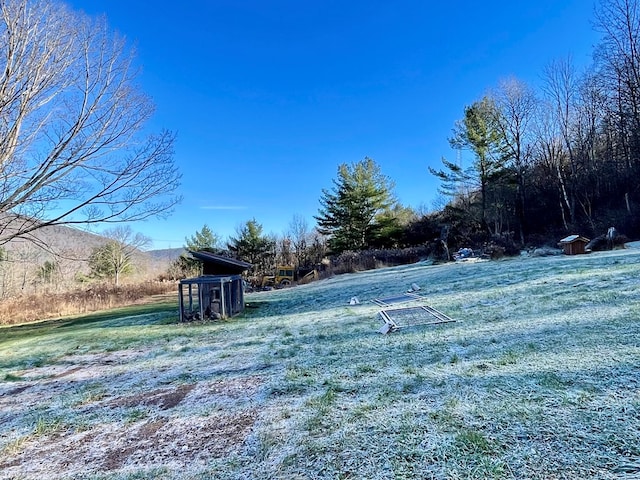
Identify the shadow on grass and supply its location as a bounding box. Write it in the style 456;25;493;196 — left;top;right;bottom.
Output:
0;300;179;346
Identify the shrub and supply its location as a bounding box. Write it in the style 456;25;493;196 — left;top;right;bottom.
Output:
0;281;176;325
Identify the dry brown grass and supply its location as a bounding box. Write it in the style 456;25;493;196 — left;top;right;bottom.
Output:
0;281;176;326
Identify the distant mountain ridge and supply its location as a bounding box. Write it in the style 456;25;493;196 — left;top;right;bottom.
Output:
2;221;184;261
146;248;185;262
0;218;184;296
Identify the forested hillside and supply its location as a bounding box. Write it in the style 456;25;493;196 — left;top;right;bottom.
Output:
317;1;640;255
0;221;179;298
420;1;640;249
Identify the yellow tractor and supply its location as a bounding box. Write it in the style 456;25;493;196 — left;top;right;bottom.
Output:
261;266;318;289
261;266;295;288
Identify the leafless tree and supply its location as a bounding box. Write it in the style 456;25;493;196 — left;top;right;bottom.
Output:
287;214;312;267
89;226;150;286
540;57;581;227
489;77;538;243
532;102;571;230
595;0;640;151
0;0;181;246
276;235;293;266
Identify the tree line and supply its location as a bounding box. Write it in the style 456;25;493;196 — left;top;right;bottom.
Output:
429;0;640;248
192;0;640;274
3;0;640;292
316;0;640;257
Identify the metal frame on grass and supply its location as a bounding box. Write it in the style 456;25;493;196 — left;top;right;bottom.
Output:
378;304;456;334
371;292;428;307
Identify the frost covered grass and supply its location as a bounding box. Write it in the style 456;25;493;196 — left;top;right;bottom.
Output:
1;246;640;479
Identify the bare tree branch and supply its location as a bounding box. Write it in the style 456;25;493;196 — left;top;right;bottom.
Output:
0;0;181;246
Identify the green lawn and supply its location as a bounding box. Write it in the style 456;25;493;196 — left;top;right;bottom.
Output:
1;247;639;479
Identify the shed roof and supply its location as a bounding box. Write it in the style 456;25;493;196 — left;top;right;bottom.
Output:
189;250;252;274
559;235;590;244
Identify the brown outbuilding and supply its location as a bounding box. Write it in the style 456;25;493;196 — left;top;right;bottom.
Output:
558;235;590;255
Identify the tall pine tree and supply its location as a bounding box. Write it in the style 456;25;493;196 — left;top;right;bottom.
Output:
227;219;276;276
315;158;395;253
430;97;507;235
169;224;221;279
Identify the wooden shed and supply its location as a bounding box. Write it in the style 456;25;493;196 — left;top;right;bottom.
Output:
189;250;252;276
178;251;252;322
559;235;590;255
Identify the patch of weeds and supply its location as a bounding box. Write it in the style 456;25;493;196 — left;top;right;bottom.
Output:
284;366;315;385
376;383;401;402
401;374;425;394
27;356;48;368
3;372;24;381
525;342;538;352
356;364;376;374
280;408;292;419
271;346;297;359
76;386;108;406
33;416;65;436
269;368;314;396
254;431;280;461
403;365;418;375
403;342;416;352
269;381;308;396
536;372;572;389
306;387;337;408
459;455;508;479
349;402;376;420
321;377;353;394
281;332;296;345
174;372;197;383
69;418;94;433
305;387;338;432
453;429;497;455
86;467;172;480
304;409;336;434
575;390;594;405
496;350;518;366
125;408;148;424
1;436;28;456
429;409;460;430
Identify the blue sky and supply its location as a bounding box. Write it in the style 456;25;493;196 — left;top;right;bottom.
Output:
69;0;601;250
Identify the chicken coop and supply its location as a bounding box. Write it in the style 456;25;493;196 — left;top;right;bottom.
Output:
178;251;252;322
179;275;245;321
559;235;590;255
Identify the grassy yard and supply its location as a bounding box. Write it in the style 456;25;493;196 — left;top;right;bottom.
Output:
1;247;639;479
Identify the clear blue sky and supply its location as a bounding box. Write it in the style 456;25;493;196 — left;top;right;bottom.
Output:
69;0;600;250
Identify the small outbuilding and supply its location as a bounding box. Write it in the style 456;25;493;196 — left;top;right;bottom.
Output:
559;235;590;255
178;251;252;322
189;250;252;276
